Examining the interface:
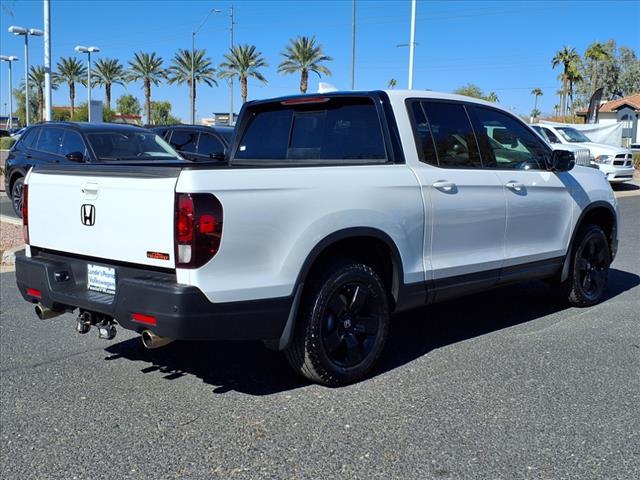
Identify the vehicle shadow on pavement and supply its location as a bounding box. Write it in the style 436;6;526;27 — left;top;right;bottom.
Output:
104;268;639;396
612;182;640;192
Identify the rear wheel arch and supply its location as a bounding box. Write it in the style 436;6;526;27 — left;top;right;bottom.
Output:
294;227;404;307
8;170;26;198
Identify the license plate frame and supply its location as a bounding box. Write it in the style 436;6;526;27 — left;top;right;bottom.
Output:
87;264;116;295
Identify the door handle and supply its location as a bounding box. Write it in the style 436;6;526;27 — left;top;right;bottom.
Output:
432;180;457;192
505;181;525;191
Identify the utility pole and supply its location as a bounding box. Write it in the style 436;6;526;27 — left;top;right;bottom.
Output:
191;8;221;124
408;0;416;90
229;5;235;125
351;0;356;90
43;0;52;121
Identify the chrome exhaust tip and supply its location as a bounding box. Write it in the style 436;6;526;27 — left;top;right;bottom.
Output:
35;303;64;320
141;330;174;350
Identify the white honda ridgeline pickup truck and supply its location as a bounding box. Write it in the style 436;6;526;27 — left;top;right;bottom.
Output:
16;91;619;386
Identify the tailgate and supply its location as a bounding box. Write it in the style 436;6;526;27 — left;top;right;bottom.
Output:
26;165;179;269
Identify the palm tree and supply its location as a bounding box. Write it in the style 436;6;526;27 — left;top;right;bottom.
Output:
531;87;543;114
127;52;166;124
167;48;217;122
566;65;584;116
485;91;499;103
530;108;541;121
554;104;560;117
388;78;397;89
277;36;332;94
56;57;86;119
218;44;268;104
552;46;579;119
93;58;126;109
28;65;58;122
584;41;610;92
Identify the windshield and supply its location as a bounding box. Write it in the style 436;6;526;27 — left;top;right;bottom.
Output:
556;127;591;143
86;131;181;161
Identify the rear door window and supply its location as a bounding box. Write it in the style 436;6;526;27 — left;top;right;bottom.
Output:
419;101;481;168
235;97;387;162
35;127;64;154
197;133;226;156
168;130;197;153
61;130;87;156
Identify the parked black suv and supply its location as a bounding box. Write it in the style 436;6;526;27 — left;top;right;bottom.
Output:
151;124;233;162
4;122;180;217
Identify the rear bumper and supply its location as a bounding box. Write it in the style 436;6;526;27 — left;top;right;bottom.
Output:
15;252;291;342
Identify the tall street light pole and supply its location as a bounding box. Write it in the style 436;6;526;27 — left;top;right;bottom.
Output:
408;0;417;90
1;55;19;129
351;0;356;90
43;0;52;121
8;26;43;126
191;8;221;125
229;5;236;125
75;45;100;122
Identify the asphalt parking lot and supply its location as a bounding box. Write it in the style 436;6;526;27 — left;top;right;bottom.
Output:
1;196;638;480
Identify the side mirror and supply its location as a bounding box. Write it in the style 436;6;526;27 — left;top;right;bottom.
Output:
65;151;85;163
551;149;575;172
208;152;226;161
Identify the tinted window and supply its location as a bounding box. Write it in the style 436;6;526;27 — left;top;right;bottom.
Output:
235;98;386;162
197;133;225;156
61;130;87;156
542;127;561;144
421;102;481;168
236;110;292;160
168;130;197;153
19;128;40;149
470;107;546;170
35;127;64;154
86;131;179;161
409;101;437;165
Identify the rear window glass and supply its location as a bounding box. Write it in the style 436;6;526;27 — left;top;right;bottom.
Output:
235;98;386;162
420;102;481;168
197;133;226;155
36;127;64;154
19;128;40;149
169;130;197;153
86;131;180;161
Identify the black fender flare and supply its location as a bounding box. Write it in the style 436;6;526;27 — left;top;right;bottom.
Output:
561;200;618;282
273;227;406;351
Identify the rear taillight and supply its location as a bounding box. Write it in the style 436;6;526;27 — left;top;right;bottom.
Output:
22;183;29;244
174;193;223;269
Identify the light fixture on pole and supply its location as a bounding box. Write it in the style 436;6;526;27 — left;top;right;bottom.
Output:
1;55;19;129
8;26;43;126
75;45;100;122
191;8;221;125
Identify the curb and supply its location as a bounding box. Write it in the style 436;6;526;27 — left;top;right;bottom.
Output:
1;245;24;266
0;214;21;226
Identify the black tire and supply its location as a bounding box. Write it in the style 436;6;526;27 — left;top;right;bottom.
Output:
285;260;390;386
11;176;24;219
563;223;611;307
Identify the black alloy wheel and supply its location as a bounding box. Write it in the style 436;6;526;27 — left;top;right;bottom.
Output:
11;177;24;218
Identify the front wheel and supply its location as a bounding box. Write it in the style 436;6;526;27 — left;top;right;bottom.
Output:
11;177;24;218
563;224;611;307
285;261;390;386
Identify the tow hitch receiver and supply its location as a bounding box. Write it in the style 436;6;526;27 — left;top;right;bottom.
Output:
76;310;117;340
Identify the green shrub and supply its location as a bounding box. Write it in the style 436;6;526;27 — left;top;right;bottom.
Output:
0;137;16;150
633;152;640;170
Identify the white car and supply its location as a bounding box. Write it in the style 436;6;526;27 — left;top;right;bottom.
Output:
15;90;619;386
532;124;635;183
530;125;592;167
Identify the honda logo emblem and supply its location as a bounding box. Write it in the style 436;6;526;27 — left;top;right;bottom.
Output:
81;204;96;226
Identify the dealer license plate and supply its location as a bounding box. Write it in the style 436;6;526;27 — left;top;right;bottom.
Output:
87;264;116;295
